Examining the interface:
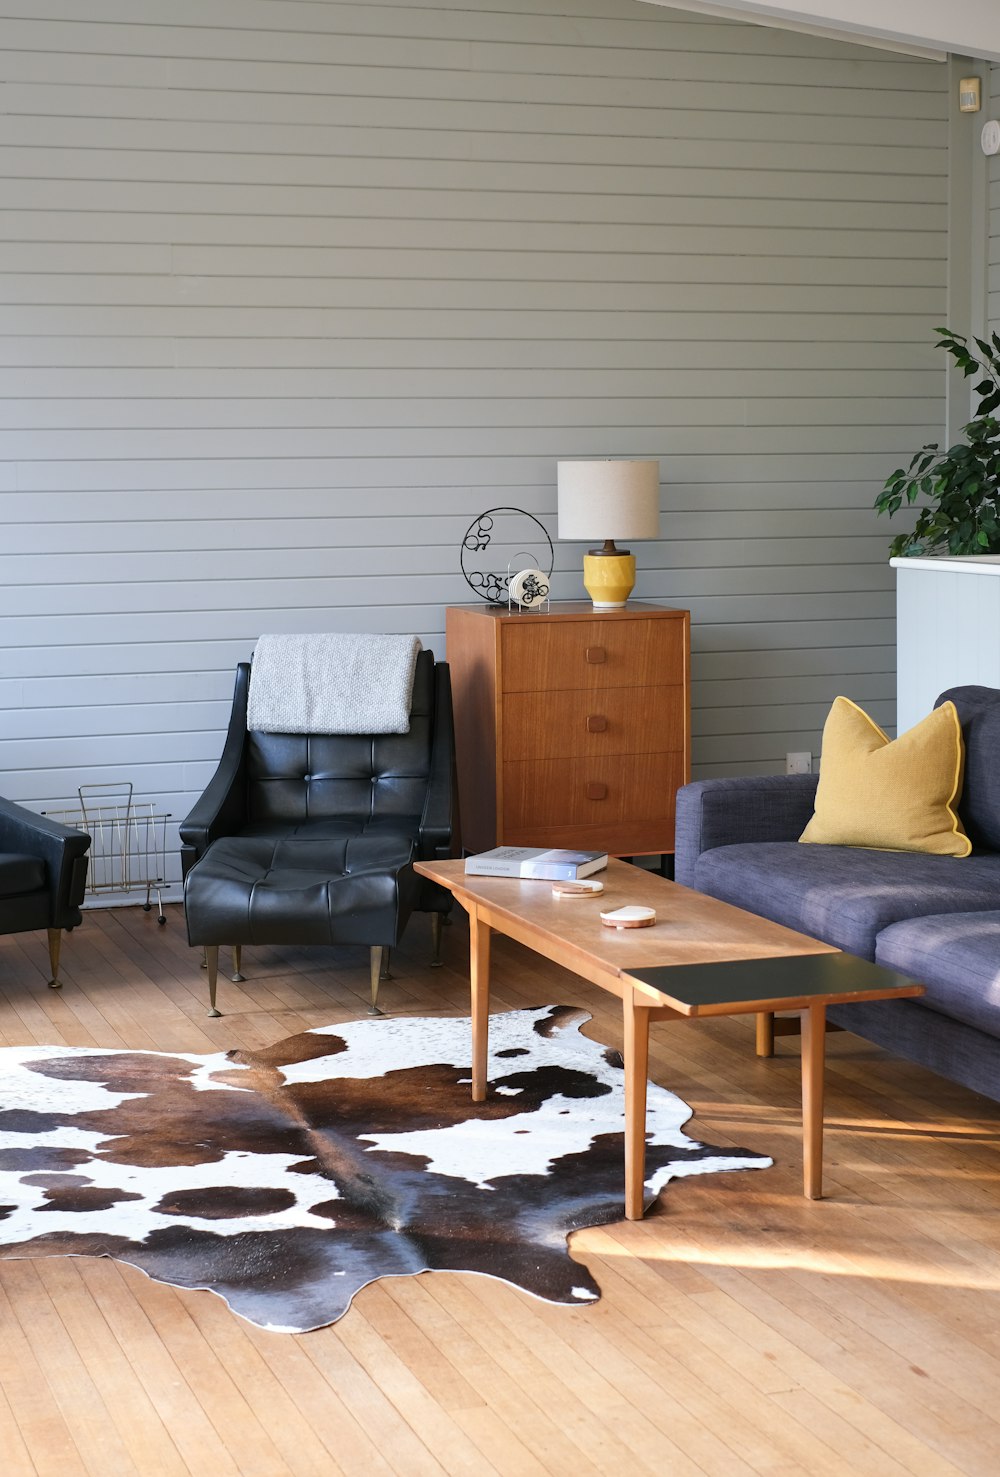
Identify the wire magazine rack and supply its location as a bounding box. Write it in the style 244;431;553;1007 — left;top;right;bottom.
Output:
44;784;172;923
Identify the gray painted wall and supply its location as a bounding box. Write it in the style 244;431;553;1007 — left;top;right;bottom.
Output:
0;0;952;880
990;63;1000;330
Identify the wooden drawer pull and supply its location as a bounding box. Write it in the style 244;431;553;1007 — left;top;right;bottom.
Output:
585;646;606;664
586;782;608;801
586;715;607;733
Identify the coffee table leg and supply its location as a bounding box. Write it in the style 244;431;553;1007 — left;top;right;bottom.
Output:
755;1011;775;1057
801;1002;826;1199
469;906;491;1103
622;992;651;1220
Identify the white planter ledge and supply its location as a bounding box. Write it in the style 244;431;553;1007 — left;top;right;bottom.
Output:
893;556;1000;734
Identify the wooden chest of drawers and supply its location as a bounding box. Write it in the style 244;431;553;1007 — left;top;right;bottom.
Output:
445;602;690;857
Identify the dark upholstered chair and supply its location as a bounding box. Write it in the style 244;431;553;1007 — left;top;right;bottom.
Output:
0;795;91;989
179;650;454;1016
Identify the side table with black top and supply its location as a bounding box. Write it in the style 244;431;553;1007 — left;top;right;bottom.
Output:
625;952;924;1207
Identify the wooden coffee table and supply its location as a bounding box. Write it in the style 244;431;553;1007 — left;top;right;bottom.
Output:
414;859;924;1218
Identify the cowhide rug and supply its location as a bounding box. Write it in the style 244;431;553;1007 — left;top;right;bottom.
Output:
0;1006;771;1332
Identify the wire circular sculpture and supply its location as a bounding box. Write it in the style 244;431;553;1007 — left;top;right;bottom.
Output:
460;507;554;605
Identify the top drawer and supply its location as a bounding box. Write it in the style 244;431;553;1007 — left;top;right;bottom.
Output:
500;615;685;693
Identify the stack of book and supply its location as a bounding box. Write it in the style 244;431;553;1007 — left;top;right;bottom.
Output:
464;846;608;880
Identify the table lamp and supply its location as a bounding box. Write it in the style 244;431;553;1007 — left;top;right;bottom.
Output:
556;459;660;608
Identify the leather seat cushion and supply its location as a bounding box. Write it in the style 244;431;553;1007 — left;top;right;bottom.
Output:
184;833;419;947
0;852;46;900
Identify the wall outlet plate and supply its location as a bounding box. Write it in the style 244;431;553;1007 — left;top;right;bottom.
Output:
786;751;812;774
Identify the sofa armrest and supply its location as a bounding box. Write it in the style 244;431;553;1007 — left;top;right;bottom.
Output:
178;663;250;876
0;796;91;926
674;774;819;886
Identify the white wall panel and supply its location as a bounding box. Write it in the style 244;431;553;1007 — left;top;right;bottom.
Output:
0;0;952;889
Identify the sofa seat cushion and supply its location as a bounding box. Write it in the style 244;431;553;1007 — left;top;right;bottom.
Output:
0;852;46;899
874;911;1000;1040
693;842;1000;960
184;833;419;947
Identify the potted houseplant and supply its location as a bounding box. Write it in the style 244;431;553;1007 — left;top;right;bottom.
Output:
875;327;1000;556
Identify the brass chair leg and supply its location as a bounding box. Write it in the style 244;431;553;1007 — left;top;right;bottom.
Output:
46;928;63;989
231;944;245;983
204;946;221;1017
430;912;444;967
369;946;388;1015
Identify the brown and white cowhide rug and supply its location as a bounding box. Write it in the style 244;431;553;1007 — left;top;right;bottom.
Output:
0;1006;770;1332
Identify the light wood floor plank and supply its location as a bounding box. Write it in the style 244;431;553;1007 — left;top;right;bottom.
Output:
1;905;999;1477
178;1295;349;1477
0;1273;90;1477
77;1262;244;1477
2;1261;139;1477
0;1382;39;1477
31;1259;189;1477
333;1294;501;1477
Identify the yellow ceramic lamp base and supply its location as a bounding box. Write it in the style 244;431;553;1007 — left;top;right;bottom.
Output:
582;552;636;608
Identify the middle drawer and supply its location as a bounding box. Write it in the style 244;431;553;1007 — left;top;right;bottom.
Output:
501;685;684;762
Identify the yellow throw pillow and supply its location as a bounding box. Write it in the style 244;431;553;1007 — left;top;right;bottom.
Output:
799;697;970;856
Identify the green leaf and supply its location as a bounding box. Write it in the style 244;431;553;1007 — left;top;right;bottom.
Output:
879;326;1000;559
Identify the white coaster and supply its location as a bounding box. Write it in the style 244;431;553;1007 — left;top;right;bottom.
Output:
600;905;656;930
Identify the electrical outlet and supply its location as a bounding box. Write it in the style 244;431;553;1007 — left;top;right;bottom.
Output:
786;751;812;775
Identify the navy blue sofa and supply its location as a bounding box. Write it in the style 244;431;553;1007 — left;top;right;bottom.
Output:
675;686;1000;1105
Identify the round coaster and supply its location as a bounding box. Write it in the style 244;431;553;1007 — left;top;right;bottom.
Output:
600;905;656;930
509;567;550;608
551;879;605;897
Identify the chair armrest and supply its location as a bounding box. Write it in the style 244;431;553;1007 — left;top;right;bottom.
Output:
674;774;819;886
178;663;250;875
0;796;91;926
418;661;455;862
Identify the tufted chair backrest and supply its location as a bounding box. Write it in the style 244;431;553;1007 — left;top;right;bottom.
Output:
245;649;435;828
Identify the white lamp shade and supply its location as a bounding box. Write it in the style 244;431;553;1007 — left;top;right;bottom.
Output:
557;459;660;541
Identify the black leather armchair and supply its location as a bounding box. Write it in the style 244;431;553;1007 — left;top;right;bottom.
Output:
180;650;454;1016
0;795;91;988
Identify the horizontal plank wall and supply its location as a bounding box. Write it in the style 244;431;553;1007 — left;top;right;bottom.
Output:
0;0;950;884
991;63;1000;331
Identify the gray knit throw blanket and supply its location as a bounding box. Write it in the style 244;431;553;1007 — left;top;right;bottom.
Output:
246;633;422;734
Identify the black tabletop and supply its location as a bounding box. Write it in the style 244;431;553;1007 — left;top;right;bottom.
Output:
627;951;919;1011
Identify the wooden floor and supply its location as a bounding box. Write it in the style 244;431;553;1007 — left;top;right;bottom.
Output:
1;905;999;1477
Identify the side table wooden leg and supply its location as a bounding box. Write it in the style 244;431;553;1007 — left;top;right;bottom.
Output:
622;991;651;1220
469;906;491;1103
755;1011;775;1057
801;1002;827;1199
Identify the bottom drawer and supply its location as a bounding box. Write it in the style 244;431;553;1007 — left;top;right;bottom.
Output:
501;752;684;846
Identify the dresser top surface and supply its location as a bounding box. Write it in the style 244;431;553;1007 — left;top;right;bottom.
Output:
447;602;688;622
